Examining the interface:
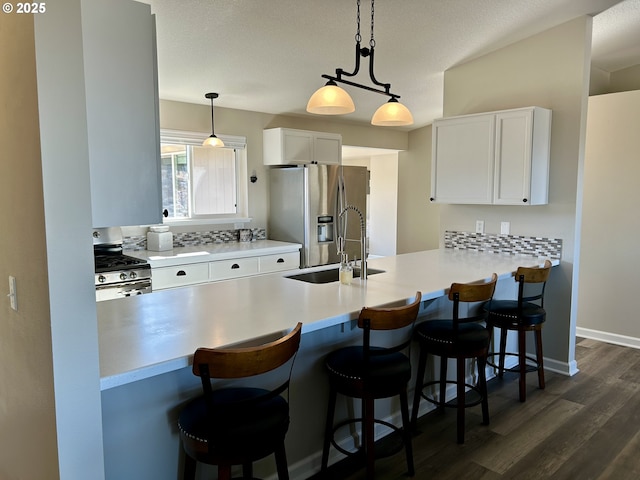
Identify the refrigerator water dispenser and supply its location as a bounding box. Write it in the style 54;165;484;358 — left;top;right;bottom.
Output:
317;216;334;243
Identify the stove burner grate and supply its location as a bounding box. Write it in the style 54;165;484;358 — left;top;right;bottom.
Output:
94;253;149;272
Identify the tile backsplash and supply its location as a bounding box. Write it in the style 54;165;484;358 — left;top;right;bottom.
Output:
123;228;266;251
444;230;562;260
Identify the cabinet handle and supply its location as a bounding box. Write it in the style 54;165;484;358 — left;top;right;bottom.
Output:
430;197;435;202
231;264;240;269
522;198;528;203
276;258;285;263
176;270;186;276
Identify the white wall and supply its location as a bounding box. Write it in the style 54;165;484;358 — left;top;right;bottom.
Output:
438;17;594;374
577;90;640;345
34;1;106;477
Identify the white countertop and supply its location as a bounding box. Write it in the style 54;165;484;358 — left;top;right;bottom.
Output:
126;239;301;267
97;249;556;390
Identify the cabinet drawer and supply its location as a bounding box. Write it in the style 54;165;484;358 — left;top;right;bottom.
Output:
152;263;209;290
259;252;300;273
209;257;259;281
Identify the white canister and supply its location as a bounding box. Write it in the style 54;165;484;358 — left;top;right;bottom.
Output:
147;225;173;251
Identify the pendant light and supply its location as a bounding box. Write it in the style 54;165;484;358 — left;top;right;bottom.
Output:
203;92;224;147
306;0;413;126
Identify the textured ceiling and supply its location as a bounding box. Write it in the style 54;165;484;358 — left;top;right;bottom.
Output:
142;0;640;130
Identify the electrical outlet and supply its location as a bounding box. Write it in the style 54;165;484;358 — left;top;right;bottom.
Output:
8;276;17;311
475;220;484;234
500;221;511;235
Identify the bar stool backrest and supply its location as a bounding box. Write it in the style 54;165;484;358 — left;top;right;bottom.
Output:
359;292;422;361
449;273;498;328
192;322;303;404
514;259;552;308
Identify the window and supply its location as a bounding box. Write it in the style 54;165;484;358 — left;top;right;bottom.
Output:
160;130;248;223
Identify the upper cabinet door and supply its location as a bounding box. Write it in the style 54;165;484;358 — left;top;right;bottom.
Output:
263;128;342;165
82;0;162;228
494;108;551;205
430;114;495;204
431;107;551;205
313;133;341;165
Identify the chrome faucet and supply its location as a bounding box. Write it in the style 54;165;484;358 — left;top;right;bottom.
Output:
339;205;367;280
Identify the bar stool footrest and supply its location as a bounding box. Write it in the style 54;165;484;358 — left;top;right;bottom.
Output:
330;417;406;460
487;352;541;374
419;380;484;408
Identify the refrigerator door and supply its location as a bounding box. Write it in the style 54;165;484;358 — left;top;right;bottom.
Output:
268;164;368;269
305;164;341;267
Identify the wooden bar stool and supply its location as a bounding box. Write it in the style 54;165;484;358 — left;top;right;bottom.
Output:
484;260;552;402
178;322;302;480
320;292;422;479
411;274;497;444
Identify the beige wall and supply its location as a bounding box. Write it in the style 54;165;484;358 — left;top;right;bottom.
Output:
397;125;440;253
609;64;640;93
591;63;640;95
438;17;594;373
0;14;59;478
159;100;429;244
578;90;640;344
369;154;399;256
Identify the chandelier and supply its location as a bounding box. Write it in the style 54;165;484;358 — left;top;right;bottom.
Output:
306;0;413;126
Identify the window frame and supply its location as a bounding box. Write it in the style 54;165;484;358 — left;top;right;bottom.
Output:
160;129;250;225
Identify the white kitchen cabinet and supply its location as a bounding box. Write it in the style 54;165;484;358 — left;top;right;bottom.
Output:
258;252;300;273
430;107;551;205
152;252;299;290
152;263;210;290
82;0;162;227
263;128;342;165
209;257;259;281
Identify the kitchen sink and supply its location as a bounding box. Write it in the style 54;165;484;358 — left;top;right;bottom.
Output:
286;267;385;284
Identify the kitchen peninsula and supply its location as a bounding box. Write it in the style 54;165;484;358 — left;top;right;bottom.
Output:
98;248;557;480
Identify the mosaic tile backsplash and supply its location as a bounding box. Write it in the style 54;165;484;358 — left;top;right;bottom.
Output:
123;228;267;251
444;230;562;260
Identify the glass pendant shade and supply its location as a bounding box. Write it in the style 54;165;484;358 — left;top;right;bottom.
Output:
306;82;355;115
202;134;225;148
371;99;414;126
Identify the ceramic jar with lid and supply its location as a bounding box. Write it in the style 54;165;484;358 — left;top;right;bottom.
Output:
147;225;173;251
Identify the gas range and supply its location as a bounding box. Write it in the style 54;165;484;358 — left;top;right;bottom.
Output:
93;228;152;302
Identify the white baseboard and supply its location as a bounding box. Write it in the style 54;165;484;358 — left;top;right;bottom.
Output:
576;327;640;350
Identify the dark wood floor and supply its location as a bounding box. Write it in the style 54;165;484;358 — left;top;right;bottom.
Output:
314;337;640;479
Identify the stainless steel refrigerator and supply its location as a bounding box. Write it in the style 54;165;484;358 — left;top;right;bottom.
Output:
269;164;368;268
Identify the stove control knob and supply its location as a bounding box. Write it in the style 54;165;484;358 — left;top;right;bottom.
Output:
98;275;106;284
120;273;127;281
129;271;137;279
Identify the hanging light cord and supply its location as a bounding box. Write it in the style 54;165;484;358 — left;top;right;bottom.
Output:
321;0;398;99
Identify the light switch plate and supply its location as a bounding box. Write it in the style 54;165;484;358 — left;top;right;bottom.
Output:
8;275;17;311
475;220;484;234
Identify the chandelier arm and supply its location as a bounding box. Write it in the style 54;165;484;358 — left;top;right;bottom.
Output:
321;74;400;100
366;47;391;93
336;41;363;79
